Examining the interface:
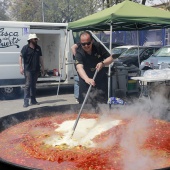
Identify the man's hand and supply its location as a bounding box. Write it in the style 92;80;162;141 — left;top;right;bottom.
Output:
85;77;95;86
71;44;78;56
41;68;45;76
19;56;24;75
20;67;24;75
96;62;104;71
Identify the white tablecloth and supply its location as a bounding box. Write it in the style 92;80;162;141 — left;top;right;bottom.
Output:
131;76;170;82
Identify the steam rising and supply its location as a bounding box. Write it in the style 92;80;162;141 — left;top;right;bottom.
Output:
43;87;170;169
96;88;169;170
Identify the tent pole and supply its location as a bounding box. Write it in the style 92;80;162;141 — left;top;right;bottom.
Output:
137;29;140;68
108;24;113;99
56;30;68;97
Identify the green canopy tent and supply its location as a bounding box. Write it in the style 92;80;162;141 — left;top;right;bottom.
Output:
68;0;170;31
68;0;170;98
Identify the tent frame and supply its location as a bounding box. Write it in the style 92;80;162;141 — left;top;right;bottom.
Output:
68;0;170;99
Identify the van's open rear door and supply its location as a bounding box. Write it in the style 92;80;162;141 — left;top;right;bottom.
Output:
29;23;69;84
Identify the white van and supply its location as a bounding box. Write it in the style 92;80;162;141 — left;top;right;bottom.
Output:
0;22;110;100
0;21;76;99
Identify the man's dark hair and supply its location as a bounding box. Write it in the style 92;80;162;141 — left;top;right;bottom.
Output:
80;31;93;40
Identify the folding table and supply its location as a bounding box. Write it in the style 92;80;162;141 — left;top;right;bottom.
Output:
131;76;170;99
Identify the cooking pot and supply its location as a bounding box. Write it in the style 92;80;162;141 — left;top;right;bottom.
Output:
0;104;169;170
0;104;96;170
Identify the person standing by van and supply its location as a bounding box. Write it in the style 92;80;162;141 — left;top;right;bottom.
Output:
19;34;44;107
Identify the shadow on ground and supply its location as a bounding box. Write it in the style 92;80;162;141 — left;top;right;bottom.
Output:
38;99;67;105
36;85;74;97
0;85;74;101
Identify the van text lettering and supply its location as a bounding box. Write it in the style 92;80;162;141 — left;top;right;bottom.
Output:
0;28;21;48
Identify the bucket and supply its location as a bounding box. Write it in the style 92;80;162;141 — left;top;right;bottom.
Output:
53;69;59;76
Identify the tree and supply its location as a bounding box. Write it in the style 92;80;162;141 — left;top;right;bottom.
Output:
0;0;10;21
159;0;170;11
8;0;42;21
42;0;103;22
8;0;102;22
102;0;124;8
8;0;158;22
141;0;147;5
101;0;146;8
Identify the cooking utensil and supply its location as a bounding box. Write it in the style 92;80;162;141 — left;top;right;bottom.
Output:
71;69;98;137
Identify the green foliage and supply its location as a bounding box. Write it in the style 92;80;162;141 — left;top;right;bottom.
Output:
7;0;155;22
9;0;42;21
8;0;103;22
0;0;10;21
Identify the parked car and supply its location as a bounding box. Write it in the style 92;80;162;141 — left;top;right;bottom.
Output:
112;45;137;59
114;46;160;67
141;46;170;69
103;42;124;49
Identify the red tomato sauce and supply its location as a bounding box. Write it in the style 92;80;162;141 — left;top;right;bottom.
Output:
0;113;169;170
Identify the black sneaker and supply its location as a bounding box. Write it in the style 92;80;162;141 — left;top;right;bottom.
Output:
30;100;39;105
23;103;29;108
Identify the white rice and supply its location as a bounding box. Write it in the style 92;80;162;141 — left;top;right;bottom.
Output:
44;118;121;148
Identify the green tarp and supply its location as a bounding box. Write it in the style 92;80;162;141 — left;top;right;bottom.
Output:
68;0;170;31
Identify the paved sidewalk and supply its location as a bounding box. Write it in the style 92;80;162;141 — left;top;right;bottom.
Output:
0;86;77;118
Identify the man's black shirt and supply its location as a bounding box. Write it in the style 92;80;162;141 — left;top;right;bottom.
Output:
75;41;111;104
21;44;42;72
75;42;110;80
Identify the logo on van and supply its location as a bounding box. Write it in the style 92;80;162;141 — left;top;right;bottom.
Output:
0;28;21;48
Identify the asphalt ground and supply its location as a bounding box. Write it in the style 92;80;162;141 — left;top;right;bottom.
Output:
1;84;169;119
0;85;77;118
